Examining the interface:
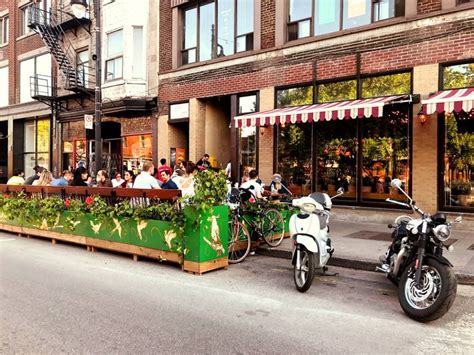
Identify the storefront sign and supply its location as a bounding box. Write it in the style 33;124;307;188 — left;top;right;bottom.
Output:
170;102;189;120
84;114;94;130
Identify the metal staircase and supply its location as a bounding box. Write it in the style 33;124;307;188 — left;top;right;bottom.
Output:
28;5;94;96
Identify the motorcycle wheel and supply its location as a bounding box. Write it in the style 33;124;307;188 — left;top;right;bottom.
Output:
294;246;315;293
398;258;457;322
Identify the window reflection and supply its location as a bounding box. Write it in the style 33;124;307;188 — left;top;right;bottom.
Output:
276;86;313;107
361;72;411;98
318;80;357;103
181;0;254;65
199;3;215;61
314;0;340;35
343;0;371;29
316;120;357;200
443;62;474;90
218;0;234;57
361;108;409;202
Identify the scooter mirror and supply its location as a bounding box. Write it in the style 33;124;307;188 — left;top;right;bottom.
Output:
454;216;463;224
336;187;344;195
391;179;402;189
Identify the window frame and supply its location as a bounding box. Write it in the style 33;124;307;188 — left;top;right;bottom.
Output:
180;0;255;66
20;4;34;36
105;29;124;81
0;16;9;45
286;0;405;42
437;60;473;212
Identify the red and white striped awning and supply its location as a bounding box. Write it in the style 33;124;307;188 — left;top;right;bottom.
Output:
234;95;408;128
421;88;474;115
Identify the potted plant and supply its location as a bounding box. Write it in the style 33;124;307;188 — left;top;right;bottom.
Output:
451;180;472;206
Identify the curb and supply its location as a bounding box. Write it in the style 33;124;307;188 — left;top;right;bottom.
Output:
257;247;474;285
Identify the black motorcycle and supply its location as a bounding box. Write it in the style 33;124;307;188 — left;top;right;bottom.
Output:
377;179;462;322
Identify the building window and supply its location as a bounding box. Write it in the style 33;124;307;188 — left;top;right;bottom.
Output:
238;93;257;114
0;66;8;107
20;53;52;103
457;0;474;4
122;134;153;174
442;62;474;90
361;72;411;98
0;16;9;44
288;0;405;41
181;0;254;65
20;4;33;36
440;61;473;211
238;94;258;178
24;119;50;177
132;26;144;79
276;85;314;108
276;86;314;194
318;79;357;103
106;29;123;81
273;73;411;205
76;49;89;87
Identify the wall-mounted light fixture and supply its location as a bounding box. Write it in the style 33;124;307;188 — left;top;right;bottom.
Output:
417;108;430;125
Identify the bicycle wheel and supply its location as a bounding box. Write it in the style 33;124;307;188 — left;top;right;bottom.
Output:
261;208;285;247
227;219;251;264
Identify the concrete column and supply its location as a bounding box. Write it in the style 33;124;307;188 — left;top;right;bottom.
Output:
205;102;231;169
157;115;169;163
405;0;418;18
258;87;274;184
442;0;456;10
254;0;261;51
172;7;180;70
412;64;439;213
275;0;286;46
188;98;206;163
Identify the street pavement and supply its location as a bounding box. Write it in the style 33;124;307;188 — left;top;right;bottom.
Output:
259;219;474;284
1;232;473;354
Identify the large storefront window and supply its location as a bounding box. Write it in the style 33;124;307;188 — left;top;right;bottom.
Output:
122;135;152;175
181;0;254;65
361;107;409;202
441;114;473;210
316;120;357;201
238;94;258;178
276;86;314;193
24;119;50;177
271;73;411;206
288;0;405;41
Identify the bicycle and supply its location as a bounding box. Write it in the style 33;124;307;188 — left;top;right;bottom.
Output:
227;187;285;264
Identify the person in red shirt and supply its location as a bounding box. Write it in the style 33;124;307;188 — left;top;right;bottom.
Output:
157;158;172;182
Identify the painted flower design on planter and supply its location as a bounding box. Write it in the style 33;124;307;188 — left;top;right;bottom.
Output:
203;215;225;256
164;229;177;249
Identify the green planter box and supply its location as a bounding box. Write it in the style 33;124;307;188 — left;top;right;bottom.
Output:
183;205;229;274
0;206;229;274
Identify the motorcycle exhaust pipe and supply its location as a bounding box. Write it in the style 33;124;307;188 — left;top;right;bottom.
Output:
392;247;407;276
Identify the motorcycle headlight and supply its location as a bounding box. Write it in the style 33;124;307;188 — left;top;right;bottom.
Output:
433;224;451;242
302;203;317;213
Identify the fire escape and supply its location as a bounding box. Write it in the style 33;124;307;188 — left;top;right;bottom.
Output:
28;3;95;106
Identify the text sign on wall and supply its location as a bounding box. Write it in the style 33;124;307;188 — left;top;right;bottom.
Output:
170;102;189;120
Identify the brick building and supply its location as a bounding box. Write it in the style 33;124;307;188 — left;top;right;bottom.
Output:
1;0;159;181
0;0;53;182
157;0;474;219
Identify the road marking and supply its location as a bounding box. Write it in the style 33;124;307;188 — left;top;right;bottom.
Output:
0;239;16;242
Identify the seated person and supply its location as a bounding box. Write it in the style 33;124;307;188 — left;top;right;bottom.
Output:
240;170;264;199
160;170;178;190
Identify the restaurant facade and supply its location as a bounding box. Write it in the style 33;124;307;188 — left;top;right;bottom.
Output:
158;0;474;218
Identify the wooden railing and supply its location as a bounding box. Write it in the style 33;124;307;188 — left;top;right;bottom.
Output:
0;185;181;206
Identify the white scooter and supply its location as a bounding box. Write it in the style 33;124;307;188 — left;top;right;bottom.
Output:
290;188;344;292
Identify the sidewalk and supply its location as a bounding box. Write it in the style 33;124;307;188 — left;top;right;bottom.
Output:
257;219;474;285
